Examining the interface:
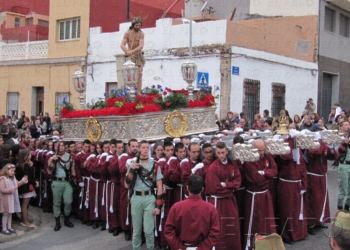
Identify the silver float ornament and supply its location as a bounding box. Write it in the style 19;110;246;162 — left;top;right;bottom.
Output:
72;67;86;109
321;130;345;145
122;58;139;99
181;59;197;100
233;143;260;162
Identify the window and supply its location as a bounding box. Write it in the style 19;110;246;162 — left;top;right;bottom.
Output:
106;82;118;95
55;92;70;112
58;18;80;41
15;17;20;27
271;83;286;117
340;14;349;38
26;18;33;26
243;79;260;127
7;92;19;116
325;7;336;32
38;19;49;27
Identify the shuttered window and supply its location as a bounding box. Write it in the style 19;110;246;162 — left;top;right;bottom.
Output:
7;92;19;116
271;83;286;117
243;79;260;127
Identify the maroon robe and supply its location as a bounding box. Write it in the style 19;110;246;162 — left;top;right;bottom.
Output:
244;154;277;250
164;195;220;250
194;159;211;182
107;154;120;230
75;151;91;222
157;157;174;247
306;140;336;226
278;138;308;242
98;154;109;222
86;155;101;221
118;152;134;231
168;157;184;203
205;159;242;250
180;158;200;197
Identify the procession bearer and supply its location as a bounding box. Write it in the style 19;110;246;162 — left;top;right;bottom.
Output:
125;140;163;250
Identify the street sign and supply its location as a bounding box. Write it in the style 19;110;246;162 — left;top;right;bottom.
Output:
232;66;239;75
197;72;209;88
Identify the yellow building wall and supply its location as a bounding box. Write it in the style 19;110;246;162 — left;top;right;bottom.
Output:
0;63;81;117
48;0;90;58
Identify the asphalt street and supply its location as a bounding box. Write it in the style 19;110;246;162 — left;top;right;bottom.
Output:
0;161;339;250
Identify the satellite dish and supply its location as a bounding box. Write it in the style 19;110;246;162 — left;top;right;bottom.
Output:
200;1;208;12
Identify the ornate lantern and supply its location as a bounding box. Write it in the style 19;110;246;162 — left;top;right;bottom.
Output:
72;67;86;109
122;58;139;99
181;59;197;99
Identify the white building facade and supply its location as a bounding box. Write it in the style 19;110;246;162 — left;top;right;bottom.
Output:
86;18;318;122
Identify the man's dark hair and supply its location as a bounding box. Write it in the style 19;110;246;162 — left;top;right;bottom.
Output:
0;124;9;135
163;141;173;149
174;142;185;152
188;142;199;151
68;141;76;147
233;136;244;144
202;143;213;151
216;141;227;149
164;137;173;143
188;175;205;195
129;17;142;29
115;140;123;145
9;127;17;138
83;139;91;145
103;140;110;147
128;138;138;146
263;109;269;116
139;140;149;147
240;112;245;118
331;225;350;249
110;139;117;146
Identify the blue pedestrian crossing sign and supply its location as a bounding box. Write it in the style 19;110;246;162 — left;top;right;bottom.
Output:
196;72;209;88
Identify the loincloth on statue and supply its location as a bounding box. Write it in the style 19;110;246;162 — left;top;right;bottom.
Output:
130;52;145;67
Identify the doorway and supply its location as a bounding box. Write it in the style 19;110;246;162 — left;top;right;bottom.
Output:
31;87;44;116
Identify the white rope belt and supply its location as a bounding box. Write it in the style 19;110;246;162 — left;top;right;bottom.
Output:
279;178;304;220
90;176;100;218
210;195;224;209
106;180;110;230
177;184;183;201
245;189;268;250
279;178;301;183
307;171;324;177
44;180;47;199
85;177;91;208
110;183;115;213
126;190;130;226
320;174;328;222
307;172;328;222
102;183;106;206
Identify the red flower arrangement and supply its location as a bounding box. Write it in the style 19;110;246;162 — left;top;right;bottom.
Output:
61;85;218;119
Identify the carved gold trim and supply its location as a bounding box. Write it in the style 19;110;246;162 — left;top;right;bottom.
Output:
164;110;188;138
86;116;102;143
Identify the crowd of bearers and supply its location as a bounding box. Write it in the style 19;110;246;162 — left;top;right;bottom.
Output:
2;126;341;250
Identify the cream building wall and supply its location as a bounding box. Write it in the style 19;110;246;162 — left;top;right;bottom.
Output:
48;0;90;58
0;62;82;116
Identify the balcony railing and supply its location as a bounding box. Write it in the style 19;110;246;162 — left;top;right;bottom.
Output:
0;40;48;61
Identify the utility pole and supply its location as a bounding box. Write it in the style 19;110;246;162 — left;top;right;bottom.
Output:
126;0;130;21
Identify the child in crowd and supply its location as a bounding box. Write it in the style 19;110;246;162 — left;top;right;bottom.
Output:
0;163;27;235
